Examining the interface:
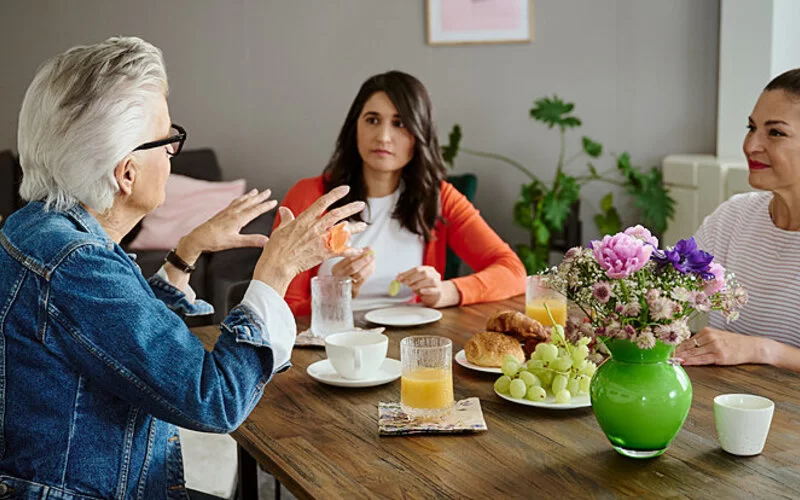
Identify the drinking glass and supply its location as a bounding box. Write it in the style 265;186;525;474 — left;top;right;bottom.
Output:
310;276;354;338
400;336;454;419
525;275;567;327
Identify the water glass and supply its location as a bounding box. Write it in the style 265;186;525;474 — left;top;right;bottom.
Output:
525;275;567;327
311;276;354;339
400;336;454;419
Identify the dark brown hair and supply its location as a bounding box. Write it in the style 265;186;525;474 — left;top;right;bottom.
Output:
322;71;447;242
765;68;800;96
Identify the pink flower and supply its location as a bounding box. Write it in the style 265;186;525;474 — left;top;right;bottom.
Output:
592;281;612;303
591;233;653;279
636;328;657;349
704;262;726;295
624;225;659;248
621;301;642;317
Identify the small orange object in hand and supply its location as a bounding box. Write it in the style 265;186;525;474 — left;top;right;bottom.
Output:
325;222;351;253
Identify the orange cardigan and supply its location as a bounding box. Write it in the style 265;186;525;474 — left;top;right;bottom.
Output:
274;176;526;316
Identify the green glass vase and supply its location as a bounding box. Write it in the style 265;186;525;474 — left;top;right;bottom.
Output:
590;338;692;458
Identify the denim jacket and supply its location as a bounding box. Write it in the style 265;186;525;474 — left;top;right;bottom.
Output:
0;202;292;499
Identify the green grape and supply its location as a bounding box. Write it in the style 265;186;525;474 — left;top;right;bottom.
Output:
501;357;520;377
578;375;592;394
538;343;558;362
578;336;591;347
494;375;512;394
388;280;401;297
555;389;572;404
551;325;565;343
526;386;547;401
509;378;527;399
530;349;542;361
552;355;573;372
580;361;597;377
571;345;590;363
574;359;588;372
552;374;568;394
518;371;540;388
538;369;554;387
526;359;545;371
566;377;580;396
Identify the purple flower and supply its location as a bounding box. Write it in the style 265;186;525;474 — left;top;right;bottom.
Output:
624;225;659;248
652;237;714;276
592;281;612;303
591;233;653;279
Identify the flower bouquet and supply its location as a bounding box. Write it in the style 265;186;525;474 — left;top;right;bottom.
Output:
541;225;748;458
544;225;747;349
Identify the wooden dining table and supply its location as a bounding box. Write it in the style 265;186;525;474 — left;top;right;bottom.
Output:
192;297;800;499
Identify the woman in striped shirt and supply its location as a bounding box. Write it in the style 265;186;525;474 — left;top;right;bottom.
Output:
675;69;800;373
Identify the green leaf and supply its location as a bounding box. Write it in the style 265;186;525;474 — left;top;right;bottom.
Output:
587;162;598;177
513;200;534;230
529;95;582;130
600;192;614;212
541;172;581;229
616;154;676;234
532;218;551;246
517;244;550;274
594;192;622;236
582;136;603;158
441;124;462;167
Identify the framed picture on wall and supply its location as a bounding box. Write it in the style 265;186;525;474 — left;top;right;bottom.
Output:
426;0;534;46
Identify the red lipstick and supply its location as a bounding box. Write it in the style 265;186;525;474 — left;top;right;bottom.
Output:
748;159;770;170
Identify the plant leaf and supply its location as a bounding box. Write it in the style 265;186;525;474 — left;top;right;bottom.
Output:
441;124;462;168
517;244;550;274
529;95;582;130
594;192;622;236
541;172;581;229
582;136;603;158
600;192;614;212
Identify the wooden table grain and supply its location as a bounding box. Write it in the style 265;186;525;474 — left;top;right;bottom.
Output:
192;297;800;499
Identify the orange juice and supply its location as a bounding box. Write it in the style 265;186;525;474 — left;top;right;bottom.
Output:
526;299;568;327
401;368;454;409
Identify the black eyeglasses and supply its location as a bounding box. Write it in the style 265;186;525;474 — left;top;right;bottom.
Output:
133;123;186;157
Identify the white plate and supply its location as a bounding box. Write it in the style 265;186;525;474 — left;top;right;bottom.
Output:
306;358;401;388
494;387;592;410
454;349;503;374
364;306;443;327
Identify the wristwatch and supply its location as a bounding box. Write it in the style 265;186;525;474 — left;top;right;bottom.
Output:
165;249;197;273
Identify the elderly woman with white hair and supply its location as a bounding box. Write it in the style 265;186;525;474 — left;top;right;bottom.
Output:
0;37;365;499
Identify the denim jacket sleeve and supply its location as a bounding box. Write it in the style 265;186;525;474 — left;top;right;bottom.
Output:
44;243;290;433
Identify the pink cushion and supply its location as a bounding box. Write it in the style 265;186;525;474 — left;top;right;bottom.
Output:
129;174;246;250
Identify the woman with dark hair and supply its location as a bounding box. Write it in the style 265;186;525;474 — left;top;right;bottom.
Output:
675;68;800;372
276;71;526;315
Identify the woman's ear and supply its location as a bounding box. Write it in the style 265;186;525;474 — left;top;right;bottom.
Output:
114;156;137;196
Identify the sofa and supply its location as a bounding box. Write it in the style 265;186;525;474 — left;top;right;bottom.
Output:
0;148;269;322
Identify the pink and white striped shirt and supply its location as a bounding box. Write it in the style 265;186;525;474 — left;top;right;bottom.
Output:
694;191;800;348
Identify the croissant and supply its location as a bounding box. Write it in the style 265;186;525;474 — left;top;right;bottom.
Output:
486;311;548;343
464;331;526;367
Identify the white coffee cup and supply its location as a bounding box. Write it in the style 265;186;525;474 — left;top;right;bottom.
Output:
713;393;775;456
325;331;388;380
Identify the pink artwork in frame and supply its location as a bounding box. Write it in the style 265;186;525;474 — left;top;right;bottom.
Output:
427;0;533;45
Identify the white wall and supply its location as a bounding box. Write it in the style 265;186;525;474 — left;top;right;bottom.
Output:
0;0;719;246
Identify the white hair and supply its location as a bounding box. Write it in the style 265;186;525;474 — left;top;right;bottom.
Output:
17;36;169;212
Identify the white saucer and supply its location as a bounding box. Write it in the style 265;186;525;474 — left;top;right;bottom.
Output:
495;387;592;410
306;358;401;388
454;349;503;374
364;306;443;327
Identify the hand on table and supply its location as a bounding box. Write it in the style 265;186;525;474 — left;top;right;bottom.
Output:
331;247;376;297
675;327;762;366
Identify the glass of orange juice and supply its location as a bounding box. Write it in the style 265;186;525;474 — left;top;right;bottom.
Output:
400;336;454;419
526;275;567;327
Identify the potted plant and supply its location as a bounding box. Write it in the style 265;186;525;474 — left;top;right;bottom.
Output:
441;96;676;274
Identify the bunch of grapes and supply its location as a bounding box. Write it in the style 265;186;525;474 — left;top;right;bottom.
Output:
494;325;597;404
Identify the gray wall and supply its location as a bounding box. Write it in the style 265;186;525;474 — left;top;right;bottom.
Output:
0;0;719;246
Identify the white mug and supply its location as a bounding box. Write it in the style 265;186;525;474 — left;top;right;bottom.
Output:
713;393;775;456
325;331;388;380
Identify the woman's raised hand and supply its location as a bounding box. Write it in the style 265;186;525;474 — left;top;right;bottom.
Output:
253;185;366;294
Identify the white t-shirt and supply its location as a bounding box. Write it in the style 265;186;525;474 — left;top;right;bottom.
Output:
318;189;424;311
694;191;800;348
